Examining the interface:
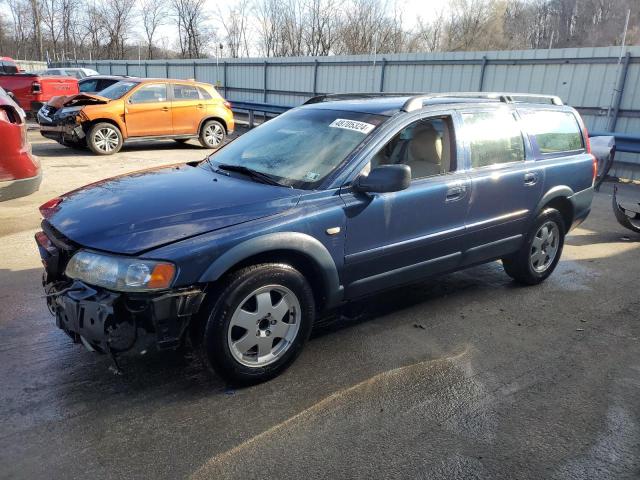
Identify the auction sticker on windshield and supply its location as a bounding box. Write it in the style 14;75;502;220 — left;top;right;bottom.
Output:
329;119;376;134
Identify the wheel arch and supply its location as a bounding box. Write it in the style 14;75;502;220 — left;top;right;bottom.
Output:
535;186;574;232
198;232;343;311
198;116;228;134
82;118;125;138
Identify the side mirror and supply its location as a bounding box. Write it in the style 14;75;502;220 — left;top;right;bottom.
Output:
353;164;411;193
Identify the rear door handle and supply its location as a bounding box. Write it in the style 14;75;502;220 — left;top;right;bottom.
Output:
197;104;205;109
524;172;539;186
161;107;169;112
446;183;467;202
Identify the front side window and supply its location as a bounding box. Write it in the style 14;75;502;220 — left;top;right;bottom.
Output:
208;108;386;188
369;117;455;179
173;84;200;100
520;110;583;154
462;110;525;168
129;83;168;104
99;81;139;99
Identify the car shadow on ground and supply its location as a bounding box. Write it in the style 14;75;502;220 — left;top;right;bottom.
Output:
31;140;213;158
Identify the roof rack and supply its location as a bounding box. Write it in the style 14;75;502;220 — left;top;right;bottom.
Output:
303;92;418;105
401;92;563;112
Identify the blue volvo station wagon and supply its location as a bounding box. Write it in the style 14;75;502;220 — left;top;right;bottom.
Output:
36;92;595;384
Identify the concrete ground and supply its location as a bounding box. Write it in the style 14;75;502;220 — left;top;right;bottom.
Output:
1;131;639;480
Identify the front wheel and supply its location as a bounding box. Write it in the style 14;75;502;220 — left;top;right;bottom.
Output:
87;122;123;155
199;120;226;149
200;264;315;385
502;208;565;285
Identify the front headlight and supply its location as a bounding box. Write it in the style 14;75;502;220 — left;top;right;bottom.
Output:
65;250;176;292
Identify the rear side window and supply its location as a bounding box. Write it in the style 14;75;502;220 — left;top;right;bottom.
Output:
462;110;525;168
173;84;200;100
520;110;583;154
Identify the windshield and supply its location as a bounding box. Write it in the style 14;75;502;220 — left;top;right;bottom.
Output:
209;108;386;188
99;81;139;100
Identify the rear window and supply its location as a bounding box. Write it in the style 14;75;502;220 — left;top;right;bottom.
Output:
521;110;583;154
1;61;19;74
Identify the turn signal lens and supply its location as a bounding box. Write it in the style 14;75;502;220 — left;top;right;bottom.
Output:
147;263;176;289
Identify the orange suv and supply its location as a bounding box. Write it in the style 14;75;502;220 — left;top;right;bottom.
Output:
37;78;234;155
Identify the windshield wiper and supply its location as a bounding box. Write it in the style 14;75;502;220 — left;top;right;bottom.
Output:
217;163;287;187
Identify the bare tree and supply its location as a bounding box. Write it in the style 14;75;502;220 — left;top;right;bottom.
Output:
142;0;167;59
171;0;212;58
302;0;337;55
220;0;251;57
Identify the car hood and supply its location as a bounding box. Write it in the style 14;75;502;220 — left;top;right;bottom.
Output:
45;163;301;255
47;93;109;108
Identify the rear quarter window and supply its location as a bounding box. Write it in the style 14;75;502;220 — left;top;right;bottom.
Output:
521;110;583;154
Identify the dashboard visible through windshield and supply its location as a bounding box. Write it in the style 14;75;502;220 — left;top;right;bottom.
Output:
208;108;387;188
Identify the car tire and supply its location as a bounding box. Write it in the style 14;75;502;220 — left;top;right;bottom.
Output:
200;263;315;385
502;208;565;285
198;120;226;149
87;122;123;155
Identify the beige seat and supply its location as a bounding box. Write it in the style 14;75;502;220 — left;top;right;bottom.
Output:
405;123;443;179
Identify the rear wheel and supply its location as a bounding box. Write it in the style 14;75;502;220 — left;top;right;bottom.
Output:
200;264;315;385
502;208;565;285
87;122;123;155
198;120;226;149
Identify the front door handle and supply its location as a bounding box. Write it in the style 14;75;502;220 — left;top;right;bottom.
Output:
524;172;539;186
446;183;467;202
161;107;169;112
197;104;205;109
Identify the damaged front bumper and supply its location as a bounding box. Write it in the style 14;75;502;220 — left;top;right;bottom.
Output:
38;107;86;145
45;279;205;355
36;227;205;356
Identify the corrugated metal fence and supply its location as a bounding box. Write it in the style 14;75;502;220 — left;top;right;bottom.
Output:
56;46;640;177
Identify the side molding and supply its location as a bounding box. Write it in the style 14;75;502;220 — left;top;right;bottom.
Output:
198;232;343;308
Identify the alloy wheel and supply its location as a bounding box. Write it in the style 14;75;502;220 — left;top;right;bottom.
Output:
204;123;224;147
227;285;301;367
93;127;119;153
530;221;560;273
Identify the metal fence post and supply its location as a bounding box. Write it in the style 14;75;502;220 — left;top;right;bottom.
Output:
608;52;631;132
223;61;227;98
478;56;488;91
109;62;112;74
263;61;268;103
144;62;148;77
379;58;387;92
165;62;169;78
313;59;319;95
193;61;197;79
125;62;129;75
